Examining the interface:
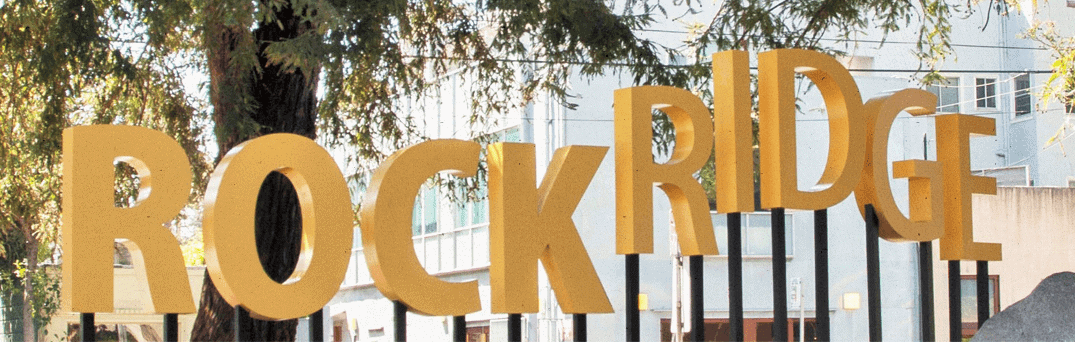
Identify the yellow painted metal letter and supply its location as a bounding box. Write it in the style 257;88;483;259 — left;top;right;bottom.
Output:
488;143;613;314
936;114;1001;261
359;140;481;316
855;90;944;242
62;125;194;313
203;134;353;320
758;49;866;210
713;50;755;214
614;86;718;255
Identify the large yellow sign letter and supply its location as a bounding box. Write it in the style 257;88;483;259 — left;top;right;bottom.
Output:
203;134;353;320
488;143;613;314
360;140;481;316
713;50;756;214
758;49;866;210
615;86;718;255
855;89;945;242
936;114;1001;261
62;125;194;314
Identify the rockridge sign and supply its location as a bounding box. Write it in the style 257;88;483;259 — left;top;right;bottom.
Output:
61;49;1000;321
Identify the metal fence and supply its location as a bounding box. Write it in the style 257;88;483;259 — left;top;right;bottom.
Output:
71;204;993;342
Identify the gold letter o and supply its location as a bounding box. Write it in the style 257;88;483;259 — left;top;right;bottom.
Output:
203;134;353;320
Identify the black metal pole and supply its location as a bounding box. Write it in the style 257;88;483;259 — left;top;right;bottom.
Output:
920;242;936;342
689;255;704;341
814;209;830;341
508;314;522;342
573;314;587;342
454;316;466;342
865;204;882;341
80;313;95;342
920;132;936;342
394;300;407;342
977;261;990;328
626;254;640;342
309;309;323;342
163;313;178;342
234;306;252;342
771;208;787;342
728;213;743;342
948;261;961;342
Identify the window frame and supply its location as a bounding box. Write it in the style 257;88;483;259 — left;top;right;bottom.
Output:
710;211;795;258
452;186;488;230
960;274;1001;338
411;184;439;236
1014;74;1033;116
449;125;523;231
976;77;997;109
927;77;961;113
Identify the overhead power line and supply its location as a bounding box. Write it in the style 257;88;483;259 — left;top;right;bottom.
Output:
635;28;1047;51
483;106;1070;124
405;54;1054;75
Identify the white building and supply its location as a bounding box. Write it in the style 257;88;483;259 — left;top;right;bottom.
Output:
318;2;1075;341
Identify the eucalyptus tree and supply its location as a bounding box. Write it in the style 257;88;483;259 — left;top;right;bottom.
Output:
1026;20;1075;146
190;0;682;340
0;0;207;340
2;0;682;339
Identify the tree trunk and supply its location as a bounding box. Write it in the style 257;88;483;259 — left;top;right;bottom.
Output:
21;237;37;341
18;218;38;342
190;3;319;341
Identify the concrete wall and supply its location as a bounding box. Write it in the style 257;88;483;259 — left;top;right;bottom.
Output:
932;187;1075;338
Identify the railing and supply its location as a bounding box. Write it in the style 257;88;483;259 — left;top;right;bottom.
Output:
623;206;988;342
72;206;995;342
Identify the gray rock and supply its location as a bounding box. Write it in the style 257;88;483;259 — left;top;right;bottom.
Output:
972;272;1075;341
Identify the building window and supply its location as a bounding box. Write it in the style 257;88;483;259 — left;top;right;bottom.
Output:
1014;75;1032;115
660;318;817;341
454;186;488;229
711;212;794;256
927;77;960;113
976;78;997;108
961;275;1000;338
466;325;490;342
412;185;438;235
451;126;522;229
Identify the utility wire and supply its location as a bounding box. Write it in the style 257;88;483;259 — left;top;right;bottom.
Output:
471;107;1070;124
403;55;1055;75
930;73;1029;88
636;28;1047;51
917;83;1045;109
